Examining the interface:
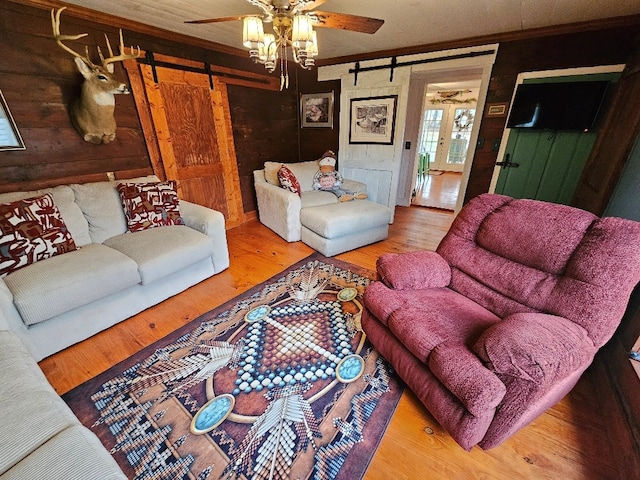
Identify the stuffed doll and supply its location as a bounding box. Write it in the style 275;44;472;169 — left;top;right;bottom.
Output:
313;151;367;202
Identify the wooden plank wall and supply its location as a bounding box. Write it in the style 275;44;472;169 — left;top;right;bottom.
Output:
467;25;640;203
0;2;151;190
296;69;341;163
0;1;298;201
227;84;298;214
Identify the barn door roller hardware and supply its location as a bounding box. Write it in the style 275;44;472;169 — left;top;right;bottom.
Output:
348;49;495;86
139;52;271;89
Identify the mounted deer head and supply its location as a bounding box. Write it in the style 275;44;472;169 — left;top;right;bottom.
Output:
51;7;141;144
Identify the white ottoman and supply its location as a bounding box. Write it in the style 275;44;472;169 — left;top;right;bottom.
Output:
300;200;392;256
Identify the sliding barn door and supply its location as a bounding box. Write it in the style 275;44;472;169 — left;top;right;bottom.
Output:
139;65;244;228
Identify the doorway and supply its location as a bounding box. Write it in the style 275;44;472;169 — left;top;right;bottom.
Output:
489;65;625;201
412;80;480;210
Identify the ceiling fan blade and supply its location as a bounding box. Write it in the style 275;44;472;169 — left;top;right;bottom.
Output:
300;0;327;11
185;15;248;25
311;11;384;34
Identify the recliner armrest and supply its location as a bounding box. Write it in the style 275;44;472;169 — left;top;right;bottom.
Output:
376;251;451;290
363;281;405;325
473;312;596;385
429;341;506;416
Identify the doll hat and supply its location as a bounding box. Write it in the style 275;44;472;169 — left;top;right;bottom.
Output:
318;150;337;167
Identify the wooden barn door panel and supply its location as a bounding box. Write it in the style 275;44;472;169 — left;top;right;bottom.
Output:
139;64;244;228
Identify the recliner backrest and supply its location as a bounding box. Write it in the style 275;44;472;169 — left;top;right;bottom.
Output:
437;194;640;346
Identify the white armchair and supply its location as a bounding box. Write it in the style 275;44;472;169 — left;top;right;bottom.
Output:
253;160;367;242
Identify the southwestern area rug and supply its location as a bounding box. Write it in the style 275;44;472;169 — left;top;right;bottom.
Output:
64;253;404;480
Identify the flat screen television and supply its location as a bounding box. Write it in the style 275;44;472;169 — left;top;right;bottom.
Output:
506;81;610;132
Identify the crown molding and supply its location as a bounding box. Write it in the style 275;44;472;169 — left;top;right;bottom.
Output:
318;13;640;67
6;0;248;58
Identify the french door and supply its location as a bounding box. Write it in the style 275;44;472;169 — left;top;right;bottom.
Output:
418;106;476;172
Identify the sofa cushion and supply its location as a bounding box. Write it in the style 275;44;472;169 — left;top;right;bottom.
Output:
286;160;320;192
71;175;160;244
277;166;302;195
264;161;283;186
0;186;91;247
3;425;126;480
300;200;391;239
0;194;77;278
117;180;184;232
103;225;215;285
300;190;339;208
0;331;79;475
4;244;141;326
385;288;501;362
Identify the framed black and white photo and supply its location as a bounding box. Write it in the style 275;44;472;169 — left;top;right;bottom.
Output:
300;91;334;128
349;95;397;144
0;90;25;151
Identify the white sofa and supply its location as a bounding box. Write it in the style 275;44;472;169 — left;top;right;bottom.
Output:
254;160;392;256
0;311;126;479
0;175;229;361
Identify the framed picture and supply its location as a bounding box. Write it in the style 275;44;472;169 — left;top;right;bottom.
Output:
485;102;509;118
0;90;25;151
300;91;334;128
349;95;397;145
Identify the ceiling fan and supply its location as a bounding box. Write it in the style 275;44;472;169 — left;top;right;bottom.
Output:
186;0;384;89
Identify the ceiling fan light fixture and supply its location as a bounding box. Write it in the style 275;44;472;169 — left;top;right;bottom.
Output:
259;33;278;71
292;14;313;49
242;16;264;53
188;1;384;89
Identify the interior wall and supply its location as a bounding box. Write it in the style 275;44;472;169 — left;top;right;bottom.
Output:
469;24;640;204
605;133;640;221
296;68;341;162
318;48;497;213
0;1;299;211
227;85;298;213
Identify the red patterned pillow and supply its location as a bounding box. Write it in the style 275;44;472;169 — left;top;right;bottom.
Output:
0;194;77;277
277;166;302;196
117;181;185;232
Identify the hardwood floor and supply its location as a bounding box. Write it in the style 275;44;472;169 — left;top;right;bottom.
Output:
412;171;462;211
40;206;628;480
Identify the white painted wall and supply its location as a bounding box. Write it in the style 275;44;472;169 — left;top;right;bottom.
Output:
318;45;498;217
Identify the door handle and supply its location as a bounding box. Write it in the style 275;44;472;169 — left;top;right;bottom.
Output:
496;153;520;168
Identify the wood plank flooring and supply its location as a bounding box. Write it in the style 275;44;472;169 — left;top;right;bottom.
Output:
39;206;628;480
412;171;462;211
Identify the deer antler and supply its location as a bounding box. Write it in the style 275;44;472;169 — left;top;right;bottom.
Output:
99;29;142;67
51;7;95;66
52;7;141;68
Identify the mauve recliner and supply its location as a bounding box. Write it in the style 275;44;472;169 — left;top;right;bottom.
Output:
362;193;640;450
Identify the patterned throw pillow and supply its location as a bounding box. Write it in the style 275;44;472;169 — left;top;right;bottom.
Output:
277;166;302;196
117;181;185;232
0;194;77;277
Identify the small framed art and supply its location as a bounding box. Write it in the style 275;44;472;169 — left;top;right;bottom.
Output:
485;102;509;118
349;95;397;145
0;90;25;151
300;91;334;128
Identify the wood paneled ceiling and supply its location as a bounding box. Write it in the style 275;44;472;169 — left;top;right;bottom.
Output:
46;0;640;60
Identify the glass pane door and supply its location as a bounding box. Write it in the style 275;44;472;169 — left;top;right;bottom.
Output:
445;108;475;171
418;108;445;172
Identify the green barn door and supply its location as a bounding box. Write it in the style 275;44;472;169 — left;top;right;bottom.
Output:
495;71;619;205
495;130;596;205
